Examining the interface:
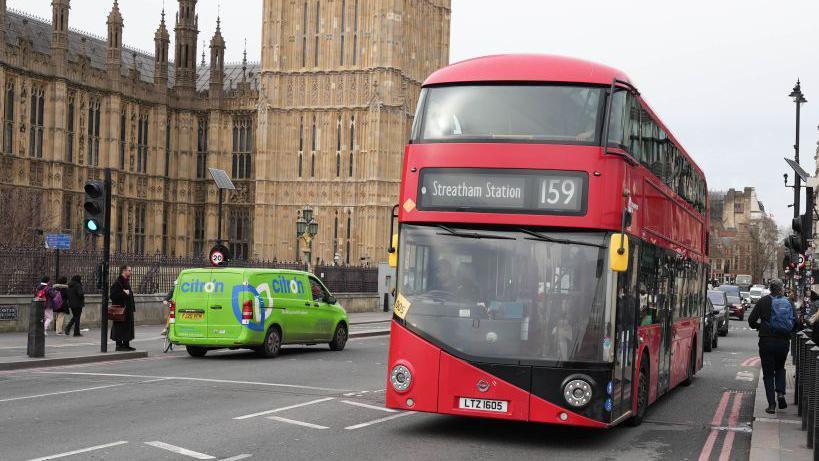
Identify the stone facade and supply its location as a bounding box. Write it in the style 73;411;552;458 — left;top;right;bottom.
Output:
0;0;450;264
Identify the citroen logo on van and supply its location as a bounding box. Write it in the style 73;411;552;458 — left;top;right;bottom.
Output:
477;380;490;393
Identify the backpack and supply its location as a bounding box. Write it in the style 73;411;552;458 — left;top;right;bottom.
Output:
769;295;795;335
45;287;63;312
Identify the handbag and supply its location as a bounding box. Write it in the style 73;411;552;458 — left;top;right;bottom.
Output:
108;304;127;322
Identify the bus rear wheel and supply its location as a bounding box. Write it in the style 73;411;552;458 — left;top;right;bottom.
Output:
628;366;649;427
186;346;207;358
682;343;696;386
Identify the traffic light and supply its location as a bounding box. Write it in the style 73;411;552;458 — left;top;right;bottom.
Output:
83;180;106;235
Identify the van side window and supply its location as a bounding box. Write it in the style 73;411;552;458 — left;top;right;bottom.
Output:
309;277;328;302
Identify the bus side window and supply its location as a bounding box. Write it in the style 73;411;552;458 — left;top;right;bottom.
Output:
637;245;659;326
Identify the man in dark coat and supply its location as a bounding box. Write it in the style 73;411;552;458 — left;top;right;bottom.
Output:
110;265;136;351
64;275;85;337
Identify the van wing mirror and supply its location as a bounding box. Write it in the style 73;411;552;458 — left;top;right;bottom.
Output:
609;233;629;272
324;294;337;305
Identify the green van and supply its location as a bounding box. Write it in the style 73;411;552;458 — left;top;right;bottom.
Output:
167;268;349;358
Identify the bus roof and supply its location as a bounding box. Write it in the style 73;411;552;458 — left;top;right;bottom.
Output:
424;54;633;87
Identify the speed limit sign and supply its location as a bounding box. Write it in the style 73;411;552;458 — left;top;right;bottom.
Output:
209;244;231;267
799;254;806;270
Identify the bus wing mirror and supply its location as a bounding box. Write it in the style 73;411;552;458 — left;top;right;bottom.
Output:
609;234;629;272
388;233;398;268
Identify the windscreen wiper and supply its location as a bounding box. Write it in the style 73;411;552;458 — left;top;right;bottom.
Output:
517;228;606;249
436;225;515;240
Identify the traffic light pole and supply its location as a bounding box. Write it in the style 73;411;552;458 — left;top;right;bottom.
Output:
100;168;112;353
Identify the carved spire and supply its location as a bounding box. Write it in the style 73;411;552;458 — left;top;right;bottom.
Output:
107;0;123;81
173;0;199;92
241;38;247;83
154;6;170;89
209;15;226;100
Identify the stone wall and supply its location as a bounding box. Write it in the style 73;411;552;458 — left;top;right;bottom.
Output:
0;292;379;333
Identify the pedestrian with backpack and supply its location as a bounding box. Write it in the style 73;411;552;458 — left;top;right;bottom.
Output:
53;276;69;335
748;278;799;414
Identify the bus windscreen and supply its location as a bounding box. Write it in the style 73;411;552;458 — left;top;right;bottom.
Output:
397;224;609;364
417;85;603;144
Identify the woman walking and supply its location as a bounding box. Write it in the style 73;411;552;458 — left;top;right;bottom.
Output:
110;265;136;351
35;276;53;335
64;275;85;336
53;276;69;335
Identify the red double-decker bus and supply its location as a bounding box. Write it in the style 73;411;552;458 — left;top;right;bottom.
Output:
385;55;708;428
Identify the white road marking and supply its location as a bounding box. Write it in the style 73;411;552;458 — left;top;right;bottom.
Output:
219;455;252;461
735;371;754;382
27;441;128;460
341;399;397;413
233;397;335;420
0;383;126;403
267;416;329;429
345;411;416;430
36;371;357;393
145;441;215;460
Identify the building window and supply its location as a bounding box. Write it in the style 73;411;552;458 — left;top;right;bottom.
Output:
311;116;317;177
4;81;13;154
165;118;171;177
302;1;308;68
314;1;320;67
336;116;341;177
352;0;359;65
349;115;355;177
134;203;146;255
229;208;251;260
29;86;44;158
333;214;339;259
298;116;304;178
734;203;743;214
119;112;126;169
87;98;101;166
63;196;73;231
340;0;346;65
137;113;148;174
196;117;208;179
193;209;205;257
162;207;169;256
116;204;124;253
232;117;253;179
346;213;351;264
66;94;75;162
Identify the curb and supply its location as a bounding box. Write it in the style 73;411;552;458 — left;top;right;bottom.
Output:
349;319;392;326
0;351;149;371
349;329;390;339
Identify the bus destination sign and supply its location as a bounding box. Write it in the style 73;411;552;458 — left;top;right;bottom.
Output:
417;168;587;215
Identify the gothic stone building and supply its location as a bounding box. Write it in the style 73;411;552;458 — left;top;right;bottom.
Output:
0;0;450;264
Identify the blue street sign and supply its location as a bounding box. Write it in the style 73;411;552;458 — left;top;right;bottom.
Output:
45;233;71;250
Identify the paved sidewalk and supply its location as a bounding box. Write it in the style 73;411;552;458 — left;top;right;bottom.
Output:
0;311;391;371
750;362;812;461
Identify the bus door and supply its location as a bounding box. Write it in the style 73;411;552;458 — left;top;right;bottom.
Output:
612;243;638;420
656;254;674;395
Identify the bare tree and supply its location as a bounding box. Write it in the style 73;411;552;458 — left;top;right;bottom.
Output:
746;217;780;282
0;186;43;247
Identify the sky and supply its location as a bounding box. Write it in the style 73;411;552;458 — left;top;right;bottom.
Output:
11;0;819;226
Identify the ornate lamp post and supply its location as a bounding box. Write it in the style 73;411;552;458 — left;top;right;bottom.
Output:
789;80;807;218
296;206;318;269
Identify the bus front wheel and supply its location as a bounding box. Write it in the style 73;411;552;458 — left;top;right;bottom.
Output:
628;365;649;427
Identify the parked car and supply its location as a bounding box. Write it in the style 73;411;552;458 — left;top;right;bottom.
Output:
726;294;745;320
708;290;730;336
703;298;719;352
749;286;765;304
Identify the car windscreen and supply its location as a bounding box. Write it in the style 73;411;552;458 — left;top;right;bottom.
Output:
415;85;604;144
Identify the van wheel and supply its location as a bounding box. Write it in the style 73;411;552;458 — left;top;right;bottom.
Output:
628;364;649;426
186;346;207;358
258;326;281;358
329;323;348;351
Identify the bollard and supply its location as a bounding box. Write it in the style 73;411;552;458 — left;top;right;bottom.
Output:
798;334;808;413
805;340;816;429
809;347;819;448
26;298;45;358
797;332;805;405
383;292;389;313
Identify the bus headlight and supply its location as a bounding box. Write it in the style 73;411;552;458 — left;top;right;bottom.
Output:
564;379;592;408
390;364;412;393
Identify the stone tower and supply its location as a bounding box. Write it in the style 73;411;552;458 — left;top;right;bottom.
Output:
255;0;451;263
173;0;199;94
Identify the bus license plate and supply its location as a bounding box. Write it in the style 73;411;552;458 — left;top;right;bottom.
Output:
180;312;204;321
458;397;508;413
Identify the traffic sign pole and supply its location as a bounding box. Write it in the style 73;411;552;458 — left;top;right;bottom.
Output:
100;168;112;353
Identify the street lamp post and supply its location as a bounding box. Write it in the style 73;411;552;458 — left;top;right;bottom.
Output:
789;80;807;218
296;206;318;269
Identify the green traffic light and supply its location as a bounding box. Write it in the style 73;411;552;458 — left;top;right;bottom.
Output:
85;219;99;232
